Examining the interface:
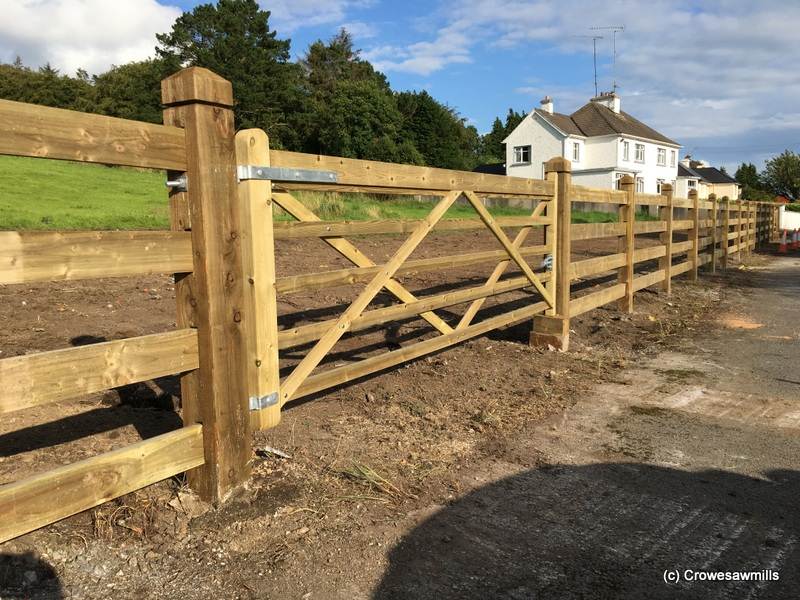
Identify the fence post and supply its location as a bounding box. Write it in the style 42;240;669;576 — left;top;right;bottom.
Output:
617;175;635;312
689;189;699;280
235;129;281;431
659;183;674;294
161;67;251;503
722;196;730;270
710;194;718;273
735;199;743;261
531;157;571;351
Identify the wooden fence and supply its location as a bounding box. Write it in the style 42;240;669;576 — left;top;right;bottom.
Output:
0;66;779;543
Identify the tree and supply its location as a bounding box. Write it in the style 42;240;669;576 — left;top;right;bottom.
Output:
300;29;388;96
478;109;526;164
156;0;307;148
734;162;772;201
761;150;800;200
314;79;422;164
93;59;176;123
0;60;93;111
396;90;477;170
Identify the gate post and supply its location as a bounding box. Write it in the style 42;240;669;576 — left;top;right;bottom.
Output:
531;157;571;351
689;189;699;280
162;67;251;503
710;194;718;273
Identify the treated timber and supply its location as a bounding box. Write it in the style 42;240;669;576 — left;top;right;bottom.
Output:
659;184;674;294
272;216;549;239
571;253;626;279
633;245;667;262
270;150;553;197
279;274;538;350
0;425;204;543
275;244;550;294
632;270;666;291
635;193;669;207
272;191;453;336
689;190;699;280
618;176;635;312
571;222;625;240
570;185;627;204
289;300;549;402
0;329;199;414
235;129;281;431
0;98;187;170
279;191;461;404
0;231;193;284
569;284;627;317
162;67;251;502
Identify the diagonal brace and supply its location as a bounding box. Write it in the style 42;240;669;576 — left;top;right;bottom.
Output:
272;191;453;336
279;190;462;403
463;191;554;308
457;196;550;329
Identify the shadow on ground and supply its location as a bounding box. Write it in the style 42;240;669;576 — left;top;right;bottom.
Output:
374;463;800;599
0;552;63;599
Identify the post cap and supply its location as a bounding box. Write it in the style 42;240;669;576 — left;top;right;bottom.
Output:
618;174;635;185
688;189;697;198
544;157;571;174
660;183;673;193
161;66;234;107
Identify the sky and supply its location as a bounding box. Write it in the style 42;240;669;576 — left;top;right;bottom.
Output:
1;0;799;171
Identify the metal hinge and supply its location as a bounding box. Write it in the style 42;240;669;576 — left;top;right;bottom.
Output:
237;165;337;184
249;391;279;412
165;174;188;193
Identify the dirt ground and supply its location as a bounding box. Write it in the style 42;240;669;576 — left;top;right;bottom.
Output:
1;231;798;599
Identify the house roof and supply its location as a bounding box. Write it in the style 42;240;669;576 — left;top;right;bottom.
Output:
472;162;506;175
678;163;703;179
534;109;585;136
693;167;738;185
532;102;679;146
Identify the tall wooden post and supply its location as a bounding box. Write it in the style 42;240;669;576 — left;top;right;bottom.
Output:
710;194;718;273
659;183;674;294
735;199;743;261
162;67;251;503
531;157;571;351
689;189;699;280
617;175;635;312
722;197;730;270
235;130;281;431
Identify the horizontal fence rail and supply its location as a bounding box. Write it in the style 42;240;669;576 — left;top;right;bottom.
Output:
0;98;187;170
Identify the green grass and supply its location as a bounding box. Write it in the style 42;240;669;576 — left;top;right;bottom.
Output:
0;155;648;230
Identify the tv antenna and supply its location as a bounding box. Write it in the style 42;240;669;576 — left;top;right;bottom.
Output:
572;35;603;97
591;25;625;92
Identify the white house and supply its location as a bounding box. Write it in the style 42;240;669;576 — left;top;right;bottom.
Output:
503;92;681;194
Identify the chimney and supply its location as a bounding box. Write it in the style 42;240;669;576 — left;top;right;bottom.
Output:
680;155;691;167
540;95;553;115
591;91;620;114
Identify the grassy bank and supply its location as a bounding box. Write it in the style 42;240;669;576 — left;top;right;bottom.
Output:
0;155;644;230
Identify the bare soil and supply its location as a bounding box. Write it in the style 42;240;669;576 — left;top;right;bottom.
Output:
2;231;796;599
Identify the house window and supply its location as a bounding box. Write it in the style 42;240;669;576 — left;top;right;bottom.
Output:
572;142;580;162
656;178;665;194
657;148;666;166
670;150;676;168
622;140;630;161
688;179;697;189
635;143;645;163
513;145;531;164
636;178;644;193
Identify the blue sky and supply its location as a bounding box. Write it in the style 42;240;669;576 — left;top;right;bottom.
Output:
2;0;799;170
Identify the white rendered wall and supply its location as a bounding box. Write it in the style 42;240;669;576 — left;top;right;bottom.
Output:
505;113;564;179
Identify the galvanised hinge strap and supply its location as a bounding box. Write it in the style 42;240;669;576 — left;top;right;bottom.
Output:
237;165;337;184
249;391;279;412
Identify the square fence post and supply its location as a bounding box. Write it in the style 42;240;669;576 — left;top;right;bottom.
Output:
659;183;674;294
710;194;718;273
162;67;251;503
531;157;571;351
617;175;635;312
722;197;730;270
689;189;699;280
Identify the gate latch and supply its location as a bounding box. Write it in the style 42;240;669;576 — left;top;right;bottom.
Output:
249;391;279;411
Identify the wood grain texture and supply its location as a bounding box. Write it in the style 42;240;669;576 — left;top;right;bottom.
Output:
0;99;186;170
0;231;193;284
569;284;626;317
0;425;204;543
162;67;251;502
270;150;553;197
570;185;627;204
617;176;635;312
236;129;281;431
659;185;674;294
0;329;199;414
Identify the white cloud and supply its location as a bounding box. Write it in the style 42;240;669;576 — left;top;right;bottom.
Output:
371;0;800;166
265;0;374;33
339;21;378;39
0;0;180;75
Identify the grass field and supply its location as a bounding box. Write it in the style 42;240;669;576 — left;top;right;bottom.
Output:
0;155;642;230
